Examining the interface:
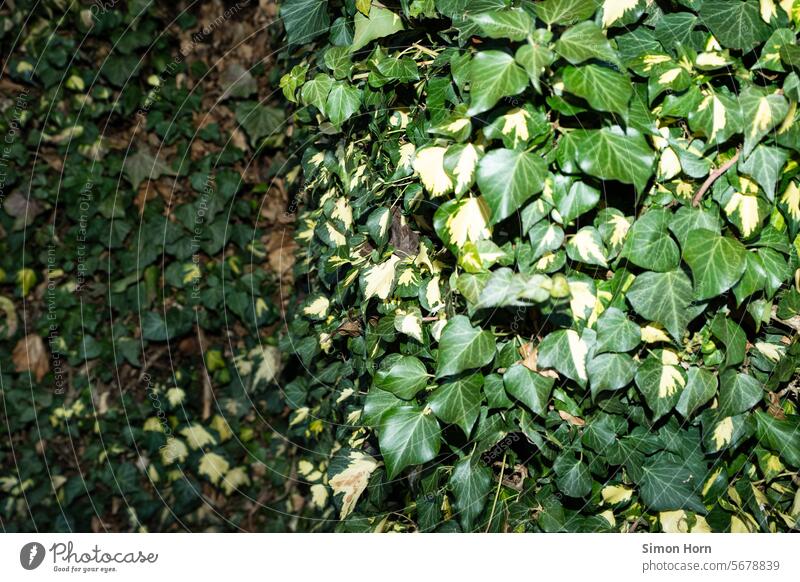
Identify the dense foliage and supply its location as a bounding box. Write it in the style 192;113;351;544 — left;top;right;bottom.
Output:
0;1;311;532
279;0;800;532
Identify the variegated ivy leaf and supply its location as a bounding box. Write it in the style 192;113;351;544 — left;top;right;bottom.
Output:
738;144;788;201
413;146;453;197
361;254;402;300
433;196;491;250
740;87;790;158
443;143;480;196
567;226;608;267
627;269;694;341
327;450;380;519
394;308;424;342
601;0;644;29
635;349;687;421
538;329;591;386
704;413;748;453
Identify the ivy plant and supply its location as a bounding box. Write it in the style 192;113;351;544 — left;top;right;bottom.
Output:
279;0;800;533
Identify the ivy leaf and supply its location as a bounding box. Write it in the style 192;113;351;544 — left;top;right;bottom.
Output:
739;144;788;201
281;0;330;45
668;206;722;249
595;307;641;354
450;454;492;531
637;452;706;513
235;102;284;147
124;148;177;189
428;374;483;436
326;82;362;126
718;370;763;416
503;363;554;416
554;453;592;498
555;22;621;66
470;8;532;41
515;39;555;93
627;270;694;341
635;350;686;420
379;406;441;478
753;411;800;467
554;181;600;224
561;126;655;193
374;355;429;399
710;313;747;370
301;73;334;115
538;329;589;385
436;315;496;378
676;367;718;419
468;51;528;115
740;87;789;158
533;0;598;24
477;148;547;224
588;352;637;399
698;0;773;52
562;65;632;117
352;5;405;52
621;208;680;272
567;226;608;267
682;230;747;301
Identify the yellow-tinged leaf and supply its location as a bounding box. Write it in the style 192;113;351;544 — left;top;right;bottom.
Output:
696;52;730;68
566;329;589;382
332;197;353;229
180;424;217;450
568;280;596;321
609;214;631;247
761;0;778;22
781;181;800;221
698;92;727;141
658;351;685;397
326;223;347;246
658;68;681;85
166;387;185;406
751;96;776;139
660;510;712;533
398;142;416;170
501;108;531;146
658;147;682;180
712;417;735;450
425;275;444;311
364;255;402;300
413;146;453;196
161;437;188;465
755;341;783;361
780;0;794;18
329;451;380;519
602;485;633;505
724;192;760;237
602;0;640;27
221;466;250;495
304;296;330;318
452;143;479;194
731;515;754;533
310;483;329;508
572;229;607;266
600;509;616;526
446;196;491;248
641;323;671;343
396;310;423;342
198;452;230;485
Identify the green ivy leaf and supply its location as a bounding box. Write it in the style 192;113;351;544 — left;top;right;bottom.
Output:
450;454;493;531
281;0;330;45
436;315;496;378
635;350;686;420
379;405;441;478
374;355;429;399
562;65;632;117
621;208;680;272
477;148;547;224
627;270;694;341
676;367;718;419
503;363;554;416
533;0;599;25
428;373;483;436
595;307;641;354
468;51;528;115
326;82;362;126
352;5;405;52
718;370;763;416
553;453;592;498
753;411;800;467
637;453;706;513
588;353;637;399
561;126;655;193
682;230;747;301
555;22;621;66
698;0;773;52
470;8;532;41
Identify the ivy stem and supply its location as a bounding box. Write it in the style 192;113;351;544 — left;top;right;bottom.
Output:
485;452;506;532
691;147;741;207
